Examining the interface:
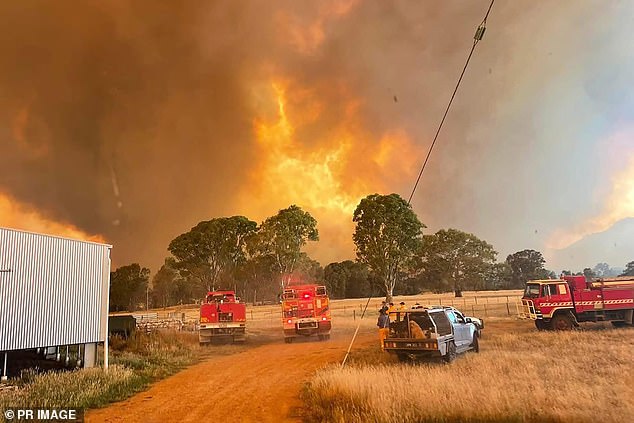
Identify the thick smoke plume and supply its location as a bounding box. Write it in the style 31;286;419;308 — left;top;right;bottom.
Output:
2;1;633;271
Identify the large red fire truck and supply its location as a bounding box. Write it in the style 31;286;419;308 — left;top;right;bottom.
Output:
281;284;331;343
199;290;246;344
518;275;634;330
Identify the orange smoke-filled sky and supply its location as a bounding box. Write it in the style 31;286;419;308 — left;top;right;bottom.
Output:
1;1;634;272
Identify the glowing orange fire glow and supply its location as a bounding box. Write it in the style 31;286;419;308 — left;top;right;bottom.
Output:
547;154;634;250
0;192;107;244
244;79;422;262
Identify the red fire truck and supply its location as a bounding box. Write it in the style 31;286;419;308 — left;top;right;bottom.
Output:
281;284;331;343
518;275;634;330
199;290;246;344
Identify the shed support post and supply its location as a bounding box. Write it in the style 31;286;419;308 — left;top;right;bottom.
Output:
83;343;97;369
104;337;109;370
1;351;7;381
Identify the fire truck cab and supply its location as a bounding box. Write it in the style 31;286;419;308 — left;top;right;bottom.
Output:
281;284;331;343
199;290;247;344
518;276;634;330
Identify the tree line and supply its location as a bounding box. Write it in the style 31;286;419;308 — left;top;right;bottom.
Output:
108;193;634;311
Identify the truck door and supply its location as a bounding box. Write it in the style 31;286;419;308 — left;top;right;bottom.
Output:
446;311;468;349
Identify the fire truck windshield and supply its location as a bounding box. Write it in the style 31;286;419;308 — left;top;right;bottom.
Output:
524;284;540;298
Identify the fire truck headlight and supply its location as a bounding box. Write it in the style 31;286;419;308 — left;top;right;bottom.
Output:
322;317;327;321
287;319;292;324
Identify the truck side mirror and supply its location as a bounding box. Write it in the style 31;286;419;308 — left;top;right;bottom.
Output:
465;317;472;323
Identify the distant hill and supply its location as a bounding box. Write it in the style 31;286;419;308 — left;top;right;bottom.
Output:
547;217;634;273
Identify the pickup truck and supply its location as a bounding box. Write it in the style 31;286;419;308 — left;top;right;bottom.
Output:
384;306;480;362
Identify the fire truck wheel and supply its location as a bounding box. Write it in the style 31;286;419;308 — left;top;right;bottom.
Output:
535;320;548;331
551;314;574;331
443;341;456;363
396;352;409;362
284;337;294;344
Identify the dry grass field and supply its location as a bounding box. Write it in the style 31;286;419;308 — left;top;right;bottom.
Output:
302;315;634;423
3;290;632;423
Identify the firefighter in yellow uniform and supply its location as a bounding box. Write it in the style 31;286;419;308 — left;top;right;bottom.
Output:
387;302;396;322
377;309;390;351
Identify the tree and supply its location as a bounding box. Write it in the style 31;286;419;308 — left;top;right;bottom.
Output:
168;216;257;291
324;260;373;299
489;262;513;290
352;193;424;302
151;258;178;308
583;267;596;281
621;261;634;276
505;249;549;288
109;263;150;312
593;262;612;277
294;252;324;282
257;205;319;288
417;229;497;297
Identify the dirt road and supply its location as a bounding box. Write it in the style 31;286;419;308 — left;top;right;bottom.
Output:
86;327;376;423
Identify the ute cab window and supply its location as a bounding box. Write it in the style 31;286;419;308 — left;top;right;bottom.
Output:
524;284;540;298
316;286;326;296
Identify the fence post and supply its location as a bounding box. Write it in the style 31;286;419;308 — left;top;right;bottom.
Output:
471;304;475;315
250;310;253;320
353;310;356;321
506;302;510;316
475;296;478;304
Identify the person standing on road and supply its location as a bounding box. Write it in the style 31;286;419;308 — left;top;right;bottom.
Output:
377;309;390;351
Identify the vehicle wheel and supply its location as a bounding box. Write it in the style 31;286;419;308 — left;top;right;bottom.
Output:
318;335;325;341
396;352;409;362
324;334;331;341
535;320;548;331
611;321;627;328
471;334;480;353
443;341;456;363
284;337;294;344
551;314;574;331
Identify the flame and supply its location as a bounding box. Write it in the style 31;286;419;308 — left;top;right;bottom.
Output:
547;154;634;249
244;79;422;262
0;192;106;243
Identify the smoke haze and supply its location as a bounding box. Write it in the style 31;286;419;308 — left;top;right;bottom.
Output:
1;1;633;272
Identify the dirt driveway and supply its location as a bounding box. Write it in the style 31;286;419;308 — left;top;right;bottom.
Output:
86;327;376;423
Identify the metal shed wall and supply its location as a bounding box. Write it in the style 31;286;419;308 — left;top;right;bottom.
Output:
0;228;111;351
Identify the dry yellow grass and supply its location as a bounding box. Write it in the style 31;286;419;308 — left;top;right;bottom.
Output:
303;319;634;423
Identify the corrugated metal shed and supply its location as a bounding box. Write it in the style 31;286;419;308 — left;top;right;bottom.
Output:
0;227;112;351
